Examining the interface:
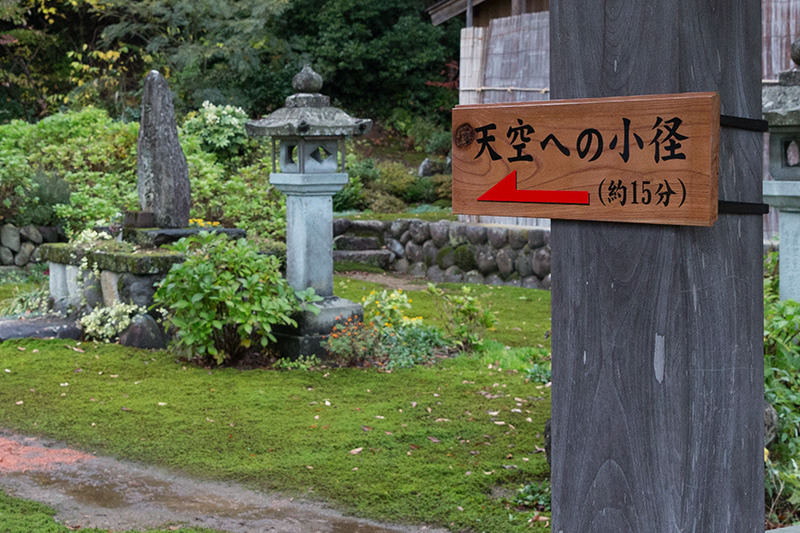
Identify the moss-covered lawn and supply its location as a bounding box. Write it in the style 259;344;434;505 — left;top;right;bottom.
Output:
0;276;553;532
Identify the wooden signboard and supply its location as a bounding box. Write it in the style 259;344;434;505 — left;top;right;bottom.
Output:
452;92;720;226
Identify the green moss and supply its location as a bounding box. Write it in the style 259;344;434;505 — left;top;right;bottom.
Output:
436;246;453;269
89;250;184;275
38;243;85;266
453;244;476;272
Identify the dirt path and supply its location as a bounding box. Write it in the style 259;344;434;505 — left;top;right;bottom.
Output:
0;430;446;533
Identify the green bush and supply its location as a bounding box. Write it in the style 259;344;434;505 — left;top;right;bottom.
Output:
374;161;414;197
403;177;438;204
346;155;380;186
153;232;319;366
180;101;252;162
12;171;72;227
333;175;368;212
426;284;497;351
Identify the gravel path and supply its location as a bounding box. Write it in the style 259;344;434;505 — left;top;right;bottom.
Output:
0;429;446;533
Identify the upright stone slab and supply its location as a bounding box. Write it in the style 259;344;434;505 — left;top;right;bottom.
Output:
550;2;763;532
137;70;191;228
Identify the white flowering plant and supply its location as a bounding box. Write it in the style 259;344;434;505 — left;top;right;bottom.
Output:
181;101;251;161
79;302;148;343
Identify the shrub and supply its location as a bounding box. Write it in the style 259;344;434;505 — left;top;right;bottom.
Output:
12;170;71;227
180;101;252;162
346;155;380;186
374;161;414;197
403;177;438;204
333;175;368;212
368;192;406;214
153;232;319;366
426;283;497;351
431;173;452;201
381;322;447;369
326;316;383;367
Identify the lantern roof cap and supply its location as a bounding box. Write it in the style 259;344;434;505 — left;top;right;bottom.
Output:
246;65;372;138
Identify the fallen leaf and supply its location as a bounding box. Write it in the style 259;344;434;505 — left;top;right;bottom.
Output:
409;444;420;450
458;506;464;511
4;369;9;373
494;421;506;425
121;407;131;412
352;467;358;471
349;447;363;455
324;400;331;406
435;418;450;422
427;436;440;443
306;465;313;469
361;425;372;432
502;465;518;470
426;407;432;414
488;410;500;416
375;415;384;419
60;382;68;387
385;431;392;435
206;417;215;422
32;349;38;353
17;346;25;351
534;446;546;454
465;471;472;475
158;402;167;406
411;401;417;407
15;401;23;405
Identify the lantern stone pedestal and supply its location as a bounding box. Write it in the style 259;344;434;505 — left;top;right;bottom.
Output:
764;181;800;300
246;65;372;359
270;172;362;359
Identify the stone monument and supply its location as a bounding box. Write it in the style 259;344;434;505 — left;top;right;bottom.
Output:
137;70;191;228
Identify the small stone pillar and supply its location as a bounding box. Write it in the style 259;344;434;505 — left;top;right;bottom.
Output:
246;66;372;357
763;38;800;300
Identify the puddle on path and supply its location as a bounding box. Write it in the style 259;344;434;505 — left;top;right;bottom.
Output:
0;431;446;533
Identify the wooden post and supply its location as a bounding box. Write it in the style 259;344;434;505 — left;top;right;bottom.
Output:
466;0;474;28
511;0;525;16
549;2;764;532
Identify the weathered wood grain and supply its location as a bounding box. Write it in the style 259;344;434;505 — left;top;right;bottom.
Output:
549;2;764;532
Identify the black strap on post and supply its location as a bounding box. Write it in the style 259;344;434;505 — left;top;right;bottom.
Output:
719;114;768;133
718;200;769;215
716;115;769;215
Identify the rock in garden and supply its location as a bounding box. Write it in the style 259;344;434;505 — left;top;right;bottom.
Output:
541;273;552;290
334;236;379;251
418;157;443;177
508;228;528;250
426;265;444;282
466;225;487;245
36;225;61;243
422;240;438;265
408;220;431;244
497;248;516;278
13;242;34;267
515;250;534;278
443;266;463;283
1;224;20;252
19;225;42;244
392;258;410;274
429;221;450;247
487;226;508;248
137;70;191;228
118;314;168;350
386;238;405;258
532;247;551;278
0;246;13;266
475;246;498;275
389;219;411;238
405;241;424;263
332;218;351;236
528;228;547;249
448;222;468;245
464;270;485;284
409;262;427;277
522;276;543;289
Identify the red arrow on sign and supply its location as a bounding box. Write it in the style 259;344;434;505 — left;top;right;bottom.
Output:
477;170;591;205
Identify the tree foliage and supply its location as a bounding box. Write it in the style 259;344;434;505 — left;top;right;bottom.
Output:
0;0;461;124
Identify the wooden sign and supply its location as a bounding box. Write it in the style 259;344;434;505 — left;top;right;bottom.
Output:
452;92;720;226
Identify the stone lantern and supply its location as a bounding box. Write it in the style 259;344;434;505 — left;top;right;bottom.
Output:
763;38;800;301
246;65;372;357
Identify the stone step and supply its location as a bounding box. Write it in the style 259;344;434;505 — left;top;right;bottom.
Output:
0;317;81;342
333;250;393;269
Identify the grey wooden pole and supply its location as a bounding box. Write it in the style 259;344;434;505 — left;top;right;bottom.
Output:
466;0;473;28
549;2;764;532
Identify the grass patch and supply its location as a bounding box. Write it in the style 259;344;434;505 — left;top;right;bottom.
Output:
0;488;218;532
334;276;552;349
0;340;550;532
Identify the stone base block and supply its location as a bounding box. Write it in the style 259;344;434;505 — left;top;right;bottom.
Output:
273;296;362;360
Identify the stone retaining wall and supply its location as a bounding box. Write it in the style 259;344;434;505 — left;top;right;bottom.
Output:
0;223;63;268
333;219;552;289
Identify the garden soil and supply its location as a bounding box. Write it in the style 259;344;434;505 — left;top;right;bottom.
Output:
0;429;447;533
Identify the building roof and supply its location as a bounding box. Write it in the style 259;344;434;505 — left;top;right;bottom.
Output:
428;0;489;26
